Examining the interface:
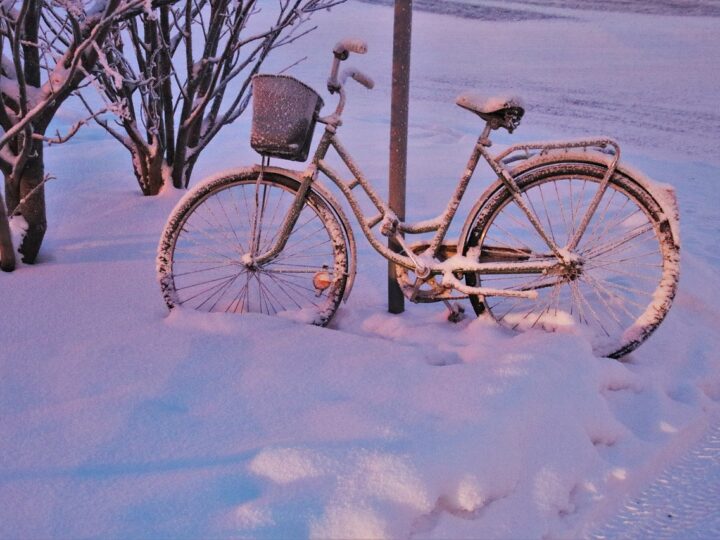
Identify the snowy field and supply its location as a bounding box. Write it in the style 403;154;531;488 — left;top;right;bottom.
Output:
1;0;719;538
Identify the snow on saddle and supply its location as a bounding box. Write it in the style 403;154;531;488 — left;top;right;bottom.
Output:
456;92;525;133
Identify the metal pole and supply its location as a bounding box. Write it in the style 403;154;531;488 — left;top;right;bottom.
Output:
388;0;412;314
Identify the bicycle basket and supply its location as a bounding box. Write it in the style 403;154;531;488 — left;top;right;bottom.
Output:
251;74;324;162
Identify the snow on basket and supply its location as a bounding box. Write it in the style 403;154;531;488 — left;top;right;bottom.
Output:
251;74;324;162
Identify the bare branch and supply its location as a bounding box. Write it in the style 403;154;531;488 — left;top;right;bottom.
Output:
87;0;346;190
32;107;110;145
76;91;133;150
9;173;54;216
0;0;129;150
277;55;307;75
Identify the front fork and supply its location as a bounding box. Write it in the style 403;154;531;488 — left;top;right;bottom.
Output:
249;163;318;266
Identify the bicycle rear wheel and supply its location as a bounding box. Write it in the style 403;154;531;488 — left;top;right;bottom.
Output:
463;162;679;358
157;170;349;325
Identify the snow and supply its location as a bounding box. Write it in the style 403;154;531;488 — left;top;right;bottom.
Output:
2;1;720;538
592;416;720;538
335;38;369;54
8;214;27;260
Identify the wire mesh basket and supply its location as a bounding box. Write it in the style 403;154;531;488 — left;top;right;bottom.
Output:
250;74;324;162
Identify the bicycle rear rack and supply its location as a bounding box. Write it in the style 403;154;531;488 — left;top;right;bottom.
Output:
497;138;620;166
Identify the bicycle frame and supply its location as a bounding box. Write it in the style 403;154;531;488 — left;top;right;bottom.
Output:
250;97;622;301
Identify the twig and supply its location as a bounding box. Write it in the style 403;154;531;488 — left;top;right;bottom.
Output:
31;107;110;145
277;55;307;74
9;173;55;216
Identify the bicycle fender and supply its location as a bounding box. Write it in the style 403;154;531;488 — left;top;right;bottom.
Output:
253;165;358;303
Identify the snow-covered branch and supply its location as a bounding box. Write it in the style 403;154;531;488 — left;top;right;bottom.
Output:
0;0;183;268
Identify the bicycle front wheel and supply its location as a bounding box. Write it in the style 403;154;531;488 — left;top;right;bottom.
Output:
158;170;349;325
463;162;679;358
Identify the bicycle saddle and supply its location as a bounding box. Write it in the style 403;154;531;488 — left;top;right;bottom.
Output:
456;92;525;133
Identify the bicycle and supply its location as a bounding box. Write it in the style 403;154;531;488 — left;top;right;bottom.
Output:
157;38;680;359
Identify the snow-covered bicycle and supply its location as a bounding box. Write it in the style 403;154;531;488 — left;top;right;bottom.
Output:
157;39;680;358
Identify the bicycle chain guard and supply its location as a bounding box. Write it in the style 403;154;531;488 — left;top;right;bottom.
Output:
394;242;468;303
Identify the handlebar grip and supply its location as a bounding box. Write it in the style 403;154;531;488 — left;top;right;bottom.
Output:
346;68;374;90
334;38;368;57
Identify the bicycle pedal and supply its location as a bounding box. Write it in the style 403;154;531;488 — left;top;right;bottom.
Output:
409;276;425;302
443;301;466;323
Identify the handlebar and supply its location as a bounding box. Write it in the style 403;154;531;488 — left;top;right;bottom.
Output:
340;68;375;90
327;38;372;94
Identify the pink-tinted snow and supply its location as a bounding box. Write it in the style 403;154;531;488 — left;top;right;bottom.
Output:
1;1;719;538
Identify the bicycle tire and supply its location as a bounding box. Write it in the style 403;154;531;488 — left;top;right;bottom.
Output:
157;169;349;326
462;161;679;358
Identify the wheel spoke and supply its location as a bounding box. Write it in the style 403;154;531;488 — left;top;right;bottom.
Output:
255;273;288;315
180;273;241;306
205;273;242;312
582;222;655;260
580;186;623;250
198;195;247;253
574;279;613;337
178;224;242;263
537;182;557;245
581;272;639;324
173;261;239;278
226;281;250;314
263;211;319;253
265;272;313;309
584;252;662;272
553;179;572;240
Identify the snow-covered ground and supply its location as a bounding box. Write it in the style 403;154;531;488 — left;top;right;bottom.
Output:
1;1;719;538
592;417;720;539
